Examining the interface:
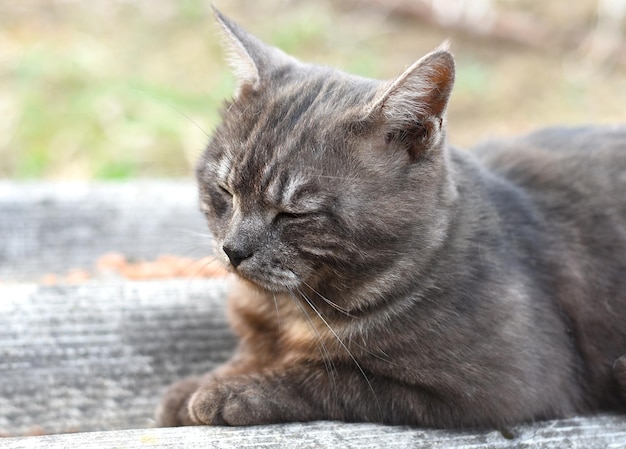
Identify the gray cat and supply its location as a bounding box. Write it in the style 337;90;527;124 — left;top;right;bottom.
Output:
158;10;626;428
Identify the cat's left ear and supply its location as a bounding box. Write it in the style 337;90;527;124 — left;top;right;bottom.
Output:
213;8;295;96
367;44;455;161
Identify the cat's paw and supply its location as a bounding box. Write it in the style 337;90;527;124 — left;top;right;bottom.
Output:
188;375;278;426
156;376;201;426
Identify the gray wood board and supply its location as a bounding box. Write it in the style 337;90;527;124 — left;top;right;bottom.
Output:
0;280;235;436
1;416;625;448
0;181;209;282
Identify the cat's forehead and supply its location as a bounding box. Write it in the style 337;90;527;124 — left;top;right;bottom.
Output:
213;141;328;208
215;73;358;152
201;67;379;208
233;67;377;134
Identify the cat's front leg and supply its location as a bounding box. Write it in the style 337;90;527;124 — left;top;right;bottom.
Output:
159;362;453;426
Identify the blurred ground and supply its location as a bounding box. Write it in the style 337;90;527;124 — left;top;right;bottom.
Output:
1;0;624;179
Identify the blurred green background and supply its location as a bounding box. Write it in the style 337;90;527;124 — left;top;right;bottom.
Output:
1;0;625;179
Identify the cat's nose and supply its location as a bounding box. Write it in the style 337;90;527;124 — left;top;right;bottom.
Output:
222;244;253;268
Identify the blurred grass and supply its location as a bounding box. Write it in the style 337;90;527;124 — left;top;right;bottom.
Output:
1;0;625;179
1;1;230;179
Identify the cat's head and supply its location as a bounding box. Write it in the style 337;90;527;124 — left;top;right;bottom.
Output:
196;10;456;298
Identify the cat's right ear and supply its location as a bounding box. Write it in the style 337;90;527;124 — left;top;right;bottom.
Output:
213;8;295;96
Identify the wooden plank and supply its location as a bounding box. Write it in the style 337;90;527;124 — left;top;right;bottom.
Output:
0;280;235;436
0;181;208;282
1;415;625;448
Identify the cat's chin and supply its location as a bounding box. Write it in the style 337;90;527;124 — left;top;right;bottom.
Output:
234;272;301;295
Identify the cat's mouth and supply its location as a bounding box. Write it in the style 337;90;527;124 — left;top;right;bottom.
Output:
229;263;302;293
216;241;305;293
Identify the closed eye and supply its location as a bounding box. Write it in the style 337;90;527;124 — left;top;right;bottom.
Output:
204;183;233;218
276;211;301;220
274;208;329;224
218;184;233;197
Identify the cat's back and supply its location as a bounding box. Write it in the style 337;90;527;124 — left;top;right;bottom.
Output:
468;124;626;278
467;125;626;410
470;125;626;208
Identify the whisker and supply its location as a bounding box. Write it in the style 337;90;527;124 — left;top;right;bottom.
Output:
301;280;354;317
191;256;226;279
173;229;216;240
167;229;218;261
295;288;383;421
313;174;359;182
286;291;338;398
176;255;228;293
134;89;211;139
272;292;282;331
345;339;406;369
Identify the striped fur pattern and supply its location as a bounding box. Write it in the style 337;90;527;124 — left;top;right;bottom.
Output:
158;9;626;429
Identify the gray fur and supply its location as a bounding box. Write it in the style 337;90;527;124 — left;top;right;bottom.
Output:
158;10;626;428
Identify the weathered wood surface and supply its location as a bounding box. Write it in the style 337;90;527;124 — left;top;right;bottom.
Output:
1;182;625;447
0;181;208;282
2;416;626;449
0;280;235;436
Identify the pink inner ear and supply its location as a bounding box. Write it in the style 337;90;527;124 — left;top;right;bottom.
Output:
366;50;454;162
423;58;455;118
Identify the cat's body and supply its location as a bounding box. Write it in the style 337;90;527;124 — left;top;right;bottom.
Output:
158;11;626;428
